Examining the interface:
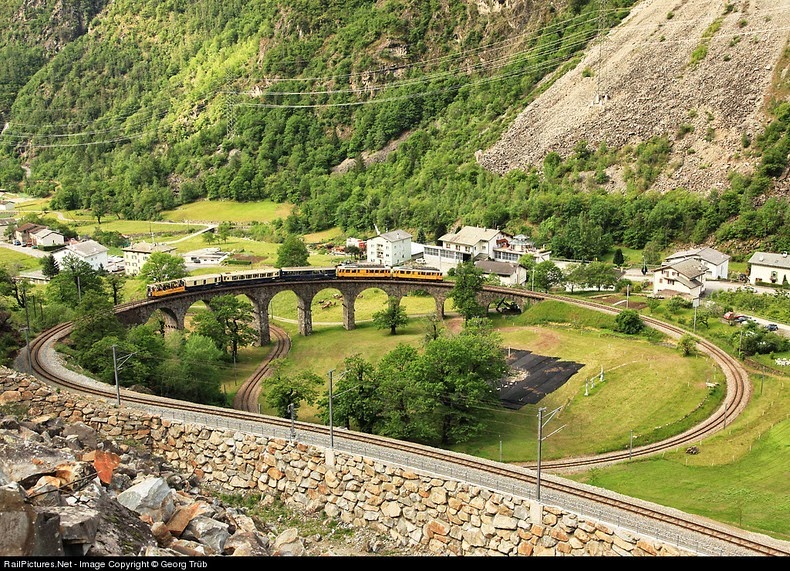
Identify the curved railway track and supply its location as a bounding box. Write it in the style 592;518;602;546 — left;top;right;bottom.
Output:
482;289;753;471
232;325;290;412
22;289;789;556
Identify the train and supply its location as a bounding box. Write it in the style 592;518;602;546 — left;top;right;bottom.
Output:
146;264;444;298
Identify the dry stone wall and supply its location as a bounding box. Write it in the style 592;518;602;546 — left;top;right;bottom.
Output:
0;368;691;557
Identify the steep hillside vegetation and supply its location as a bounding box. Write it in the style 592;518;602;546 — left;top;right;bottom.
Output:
0;0;788;260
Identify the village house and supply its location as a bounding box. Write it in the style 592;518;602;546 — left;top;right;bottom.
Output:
652;258;708;300
492;233;552;265
183;247;229;266
0;200;15;211
14;223;47;246
747;251;790;286
53;239;109;272
17;269;50;286
0;218;15;234
366;229;412;266
423;226;506;273
422;226;551;275
30;227;65;248
664;247;730;280
474;259;528;286
122;241;176;276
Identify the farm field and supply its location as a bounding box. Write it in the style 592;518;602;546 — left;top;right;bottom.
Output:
161;199;292;223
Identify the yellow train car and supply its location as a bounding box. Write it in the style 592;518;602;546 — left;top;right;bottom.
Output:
392;266;444;282
336;265;393;279
147;279;186;297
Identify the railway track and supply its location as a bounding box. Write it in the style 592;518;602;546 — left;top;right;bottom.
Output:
232;325;290;412
482;289;753;471
22;289;789;556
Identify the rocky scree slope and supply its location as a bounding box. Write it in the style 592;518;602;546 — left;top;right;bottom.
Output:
478;0;790;196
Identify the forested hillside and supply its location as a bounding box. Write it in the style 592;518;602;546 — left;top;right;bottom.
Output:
0;0;788;262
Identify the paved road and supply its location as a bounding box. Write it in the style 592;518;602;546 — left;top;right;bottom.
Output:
0;241;48;258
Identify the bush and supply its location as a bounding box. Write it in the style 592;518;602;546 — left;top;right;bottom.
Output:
613;309;644;334
666;296;692;314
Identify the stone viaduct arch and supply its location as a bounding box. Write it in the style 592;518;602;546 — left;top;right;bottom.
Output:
115;280;461;345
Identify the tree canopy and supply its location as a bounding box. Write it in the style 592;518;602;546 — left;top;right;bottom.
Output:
276;235;310;268
140;252;188;283
448;262;486;322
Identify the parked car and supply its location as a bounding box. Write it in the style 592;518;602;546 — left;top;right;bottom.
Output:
13;240;20;245
765;323;779;332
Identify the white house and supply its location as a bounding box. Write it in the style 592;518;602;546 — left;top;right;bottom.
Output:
183;247;229;266
747;251;790;286
652;259;708;299
14;223;47;245
30;228;65;248
366;229;412;266
664;247;730;280
0;201;15;211
475;259;527;286
53;239;109;272
423;226;507;274
492;234;552;265
122;242;176;276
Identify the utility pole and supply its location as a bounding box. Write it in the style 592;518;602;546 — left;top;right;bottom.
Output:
22;327;31;374
112;345;120;406
112;345;138;406
328;369;335;450
22;285;31;374
288;403;296;442
327;369;349;451
693;297;699;333
536;406;565;502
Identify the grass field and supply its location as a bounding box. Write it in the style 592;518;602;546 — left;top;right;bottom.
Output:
3;196;786;541
161;199;292;223
0;248;43;273
72;220;198;237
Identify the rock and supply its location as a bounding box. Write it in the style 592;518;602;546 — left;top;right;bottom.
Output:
272;527;306;556
117;477;176;522
182;516;230;554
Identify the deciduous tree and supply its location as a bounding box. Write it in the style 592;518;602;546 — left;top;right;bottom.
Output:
448;262;486;322
140;252;188;283
193;295;257;362
372;296;408;334
276;234;309;268
613;309;644;334
266;364;322;418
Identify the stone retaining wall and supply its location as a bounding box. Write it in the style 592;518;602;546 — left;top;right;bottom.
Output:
0;369;690;556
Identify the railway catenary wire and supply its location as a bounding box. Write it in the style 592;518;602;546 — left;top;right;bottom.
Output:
23;285;790;557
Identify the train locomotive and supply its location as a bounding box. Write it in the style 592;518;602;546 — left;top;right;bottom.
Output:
146;263;443;298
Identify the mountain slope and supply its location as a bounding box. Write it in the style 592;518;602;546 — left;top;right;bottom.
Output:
0;1;788;255
479;0;790;195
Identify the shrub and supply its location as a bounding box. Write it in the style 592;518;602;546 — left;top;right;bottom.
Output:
614;309;644;334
